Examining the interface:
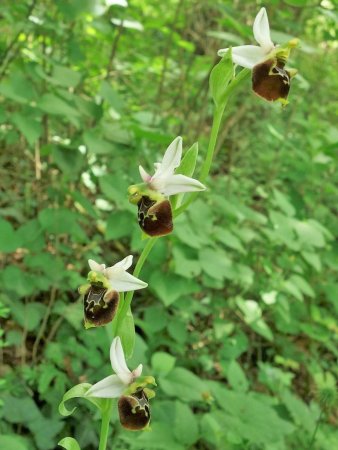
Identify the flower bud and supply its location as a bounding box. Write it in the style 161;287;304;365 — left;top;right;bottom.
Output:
118;389;151;430
137;196;173;237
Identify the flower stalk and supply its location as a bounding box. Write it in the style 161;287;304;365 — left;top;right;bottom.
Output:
98;400;113;450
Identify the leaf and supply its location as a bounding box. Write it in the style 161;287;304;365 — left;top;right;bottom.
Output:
149;272;199;306
58;383;105;416
106;211;134;240
58;437;81;450
0;435;28;450
160;367;208;403
12;113;42;146
176;142;199;178
99;80;124;112
174;401;199;446
37;94;81;127
12;302;47;331
210;49;234;106
199;247;232;281
151;352;176;376
227;360;249;392
115;307;135;359
52;65;82;88
0;219;21;252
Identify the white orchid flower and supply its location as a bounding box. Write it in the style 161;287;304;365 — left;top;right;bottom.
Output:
218;8;275;69
88;255;147;292
138;136;206;197
86;337;143;398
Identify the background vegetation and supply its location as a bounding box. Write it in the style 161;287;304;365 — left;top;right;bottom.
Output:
0;0;337;449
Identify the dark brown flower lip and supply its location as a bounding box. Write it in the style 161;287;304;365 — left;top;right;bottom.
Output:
137;196;173;237
83;285;119;328
252;58;291;102
118;389;151;431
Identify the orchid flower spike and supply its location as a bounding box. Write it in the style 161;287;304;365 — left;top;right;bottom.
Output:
128;137;206;237
86;337;156;430
79;256;147;328
218;8;298;103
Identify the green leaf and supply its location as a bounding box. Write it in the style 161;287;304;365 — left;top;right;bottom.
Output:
52;65;82;88
99;80;124;112
0;219;21;252
0;435;28;450
12;113;42;146
151;352;176;376
149;272;199;306
174;401;199;446
115;307;135;359
58;437;81;450
176;142;199;178
199;247;232;281
58;383;105;416
106;211;134;240
209;49;234;106
227;360;249;392
12;302;47;332
37;94;81;127
160;367;208;403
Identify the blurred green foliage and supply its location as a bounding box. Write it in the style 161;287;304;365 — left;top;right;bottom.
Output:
0;0;337;449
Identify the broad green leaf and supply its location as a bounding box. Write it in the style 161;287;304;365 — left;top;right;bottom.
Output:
149;272;199;306
174;401;199;446
227;360;249;392
52;65;82;88
12;113;42;146
0;219;21;252
160;367;208;403
106;211;134;240
0;435;28;450
210;48;234;106
151;352;176;376
58;437;81;450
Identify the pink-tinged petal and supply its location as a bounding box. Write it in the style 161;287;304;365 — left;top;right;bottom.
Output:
153;136;182;179
132;364;143;378
139;165;151;182
85;375;125;398
161;174;206;196
110;337;132;384
88;259;105;272
107;269;148;292
253;8;274;52
231;45;268;69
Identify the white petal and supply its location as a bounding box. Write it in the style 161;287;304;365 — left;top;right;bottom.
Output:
139;165;151;182
132;364;143;378
110;337;132;384
161;174;206;196
253;8;274;52
85;375;125;398
112;255;133;271
225;45;268;69
88;259;105;272
153;136;182;179
107;268;148;292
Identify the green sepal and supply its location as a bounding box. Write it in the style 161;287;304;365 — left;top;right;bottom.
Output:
124;376;157;396
210;47;234;107
78;283;90;295
58;383;109;417
115;306;135;359
143;388;156;400
58;437;81;450
172;142;199;210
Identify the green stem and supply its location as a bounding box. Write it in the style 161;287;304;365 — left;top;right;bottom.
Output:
116;238;158;328
174;68;250;217
98;400;113;450
308;409;323;450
